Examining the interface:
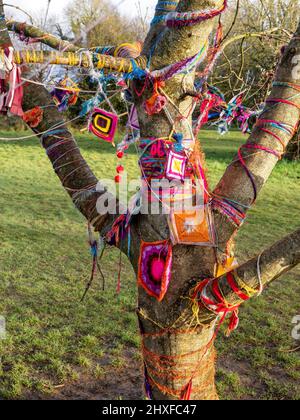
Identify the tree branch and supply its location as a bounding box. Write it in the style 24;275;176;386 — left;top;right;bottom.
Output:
200;228;300;322
3;48;145;74
7;20;78;52
213;22;300;250
7;20;142;59
220;27;292;51
148;0;222;71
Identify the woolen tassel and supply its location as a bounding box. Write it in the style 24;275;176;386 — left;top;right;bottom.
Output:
144;366;153;400
116;250;122;294
226;310;240;337
173;133;184;152
181;380;193;400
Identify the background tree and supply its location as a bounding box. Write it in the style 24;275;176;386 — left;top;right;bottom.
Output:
212;0;299;103
213;0;300;161
0;0;299;400
66;0;145;46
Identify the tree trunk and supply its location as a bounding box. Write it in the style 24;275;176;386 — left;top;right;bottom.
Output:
141;324;218;400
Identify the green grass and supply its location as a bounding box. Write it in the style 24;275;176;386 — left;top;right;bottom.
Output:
0;129;299;400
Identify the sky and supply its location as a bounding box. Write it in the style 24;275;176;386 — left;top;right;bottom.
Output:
4;0;158;21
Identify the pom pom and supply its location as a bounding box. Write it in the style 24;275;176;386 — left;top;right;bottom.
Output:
173;133;184;143
115;175;121;184
22;106;44;128
116;165;124;174
117;151;124;159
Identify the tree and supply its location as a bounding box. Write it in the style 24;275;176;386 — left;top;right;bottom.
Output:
0;0;299;400
65;0;145;46
212;0;299;106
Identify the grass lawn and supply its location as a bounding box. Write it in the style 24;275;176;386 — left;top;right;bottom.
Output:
0;128;299;400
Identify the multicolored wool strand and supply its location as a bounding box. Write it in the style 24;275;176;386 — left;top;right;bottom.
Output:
151;0;228;28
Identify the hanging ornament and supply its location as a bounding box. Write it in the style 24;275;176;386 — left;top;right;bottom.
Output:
166;150;187;181
89;108;119;145
22;106;44;128
168;206;214;246
144;80;167;116
114;144;126;184
138;240;173;302
51;77;79;112
0;47;24;117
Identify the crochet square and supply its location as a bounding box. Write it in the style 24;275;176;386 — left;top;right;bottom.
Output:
168;206;214;246
89;108;118;143
166;151;187;181
138;240;173;302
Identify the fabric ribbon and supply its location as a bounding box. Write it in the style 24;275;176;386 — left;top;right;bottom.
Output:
0;47;24;117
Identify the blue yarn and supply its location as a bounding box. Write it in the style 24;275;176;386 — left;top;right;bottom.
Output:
151;15;167;26
90;241;98;258
127;229;131;258
124;89;133;103
124;60;147;81
41;128;68;140
173;133;184;152
155;1;177;11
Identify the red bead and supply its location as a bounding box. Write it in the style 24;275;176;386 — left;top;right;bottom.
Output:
115;175;121;184
116;151;124;159
116;165;124;174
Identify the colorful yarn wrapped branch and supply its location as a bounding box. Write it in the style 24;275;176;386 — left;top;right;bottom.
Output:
151;41;209;82
152;0;228;28
236;113;296;203
193;270;263;337
212;196;247;228
113;42;143;59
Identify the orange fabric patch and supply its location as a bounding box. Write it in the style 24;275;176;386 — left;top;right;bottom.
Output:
169;207;213;246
